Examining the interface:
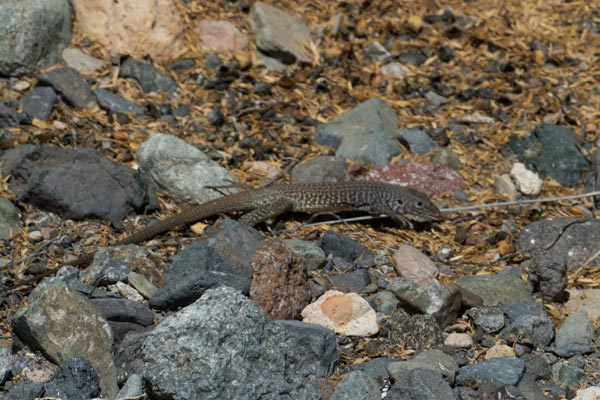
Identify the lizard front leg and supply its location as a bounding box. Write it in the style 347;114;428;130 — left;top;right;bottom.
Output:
238;197;294;226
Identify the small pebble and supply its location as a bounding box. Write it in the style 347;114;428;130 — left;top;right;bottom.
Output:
444;333;473;348
27;231;44;243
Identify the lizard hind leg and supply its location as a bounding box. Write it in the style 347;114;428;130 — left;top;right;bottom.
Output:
238;198;293;226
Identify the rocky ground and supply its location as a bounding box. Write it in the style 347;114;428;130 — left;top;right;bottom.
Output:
1;0;600;399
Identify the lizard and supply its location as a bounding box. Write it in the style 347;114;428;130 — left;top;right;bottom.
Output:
8;181;443;288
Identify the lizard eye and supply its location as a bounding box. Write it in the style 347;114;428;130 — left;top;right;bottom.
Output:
395;199;404;206
415;201;423;208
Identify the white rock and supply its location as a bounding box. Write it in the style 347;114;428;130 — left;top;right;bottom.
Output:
301;290;378;336
510;162;542;195
573;386;600;400
494;174;517;199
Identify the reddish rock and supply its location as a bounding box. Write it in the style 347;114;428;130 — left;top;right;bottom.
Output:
195;20;249;52
364;162;466;196
250;238;311;320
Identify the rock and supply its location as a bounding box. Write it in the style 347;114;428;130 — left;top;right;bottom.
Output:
301;290;378;336
320;231;376;265
326;269;371;293
554;311;594;348
61;48;105;74
387;349;458;383
150;219;262;310
0;197;22;239
72;0;186;62
397;128;439;155
508;124;589;187
566;289;600;322
495;174;518;199
519;218;600;301
136;133;239;204
392;244;439;286
114;374;143;400
362;40;391;64
384;311;444;351
20;87;57;120
0;0;71;76
485;344;515;359
315;98;401;165
467;307;505;333
501;314;555;348
4;379;44;400
330;371;380;400
425;90;450;107
456;357;525;391
388;368;456;400
351;357;397;380
11;281;118;398
129;287;321;399
574;387;600;400
510;162;542;196
79;244;155;286
90;297;155;327
275;320;338;377
552;361;585;389
364;162;465;196
291;156;347;184
387;278;461;328
250;238;311;320
283;238;326;273
44;357;100;400
380;62;409;80
430;148;464;171
249;2;315;65
38;67;95;109
93;89;144;117
127;271;157;299
456;267;532;306
0;144;157;222
0;347;11;383
367;291;399;315
444;333;473;348
397;51;427;66
195;20;249;52
119;58;178;96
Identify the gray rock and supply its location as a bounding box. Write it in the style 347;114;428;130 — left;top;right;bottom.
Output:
136;133;239;204
0;102;21;128
397;128;439;155
501;301;545;321
520;354;552;380
467;307;505;333
519;218;600;301
456;267;533;306
397;51;427;66
0;144;158;222
284;238;326;273
11;280;118;398
320;231;376;265
387;349;458;383
138;287;320;399
80;244;154;286
249;2;313;65
5;379;44;400
327;269;371;293
0;347;11;383
388;278;461;328
330;371;380;400
502;314;554;348
45;357;100;400
119;58;178;96
552;361;585;388
0;0;71;76
316;98;402;165
456;357;525;391
508;124;589;187
150;219;262;310
351;357;398;380
425;90;450;107
555;311;594;348
90;297;155;326
20;86;56;119
362;41;391;64
61;47;105;74
38;67;95;109
516;372;549;400
0;197;22;239
275;320;338;378
93;89;144;116
291;156;347;184
114;374;143;400
388;368;457;400
385;311;444;352
367;291;400;315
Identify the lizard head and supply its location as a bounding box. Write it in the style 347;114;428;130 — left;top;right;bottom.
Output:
383;186;444;225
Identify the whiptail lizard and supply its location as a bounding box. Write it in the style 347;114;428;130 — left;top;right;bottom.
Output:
10;181;442;287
